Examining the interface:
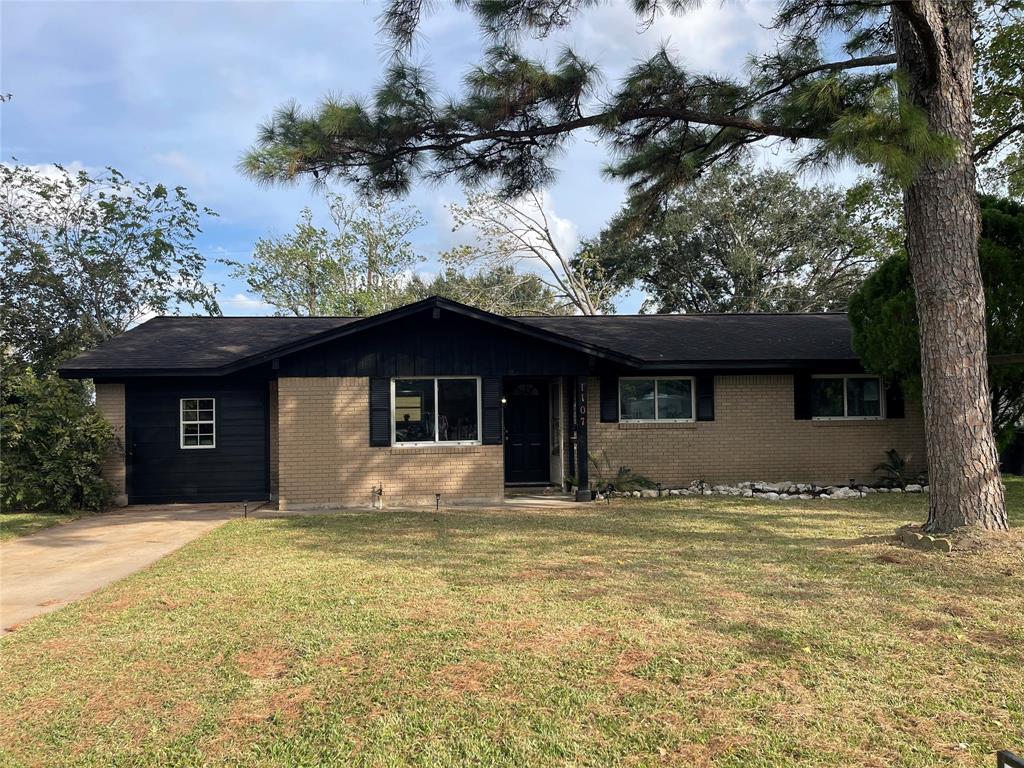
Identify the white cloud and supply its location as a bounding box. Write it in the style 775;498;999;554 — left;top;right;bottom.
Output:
153;151;208;189
222;292;276;315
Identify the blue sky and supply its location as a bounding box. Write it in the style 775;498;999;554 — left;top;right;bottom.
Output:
2;0;784;314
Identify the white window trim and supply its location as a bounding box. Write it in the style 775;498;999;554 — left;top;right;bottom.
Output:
618;376;697;423
810;374;885;421
390;376;483;447
180;397;216;449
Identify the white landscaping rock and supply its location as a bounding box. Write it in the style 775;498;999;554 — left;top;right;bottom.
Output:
905;484;922;493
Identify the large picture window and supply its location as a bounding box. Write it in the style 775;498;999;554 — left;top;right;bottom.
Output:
393;377;480;445
180;398;215;448
619;377;695;422
811;375;883;419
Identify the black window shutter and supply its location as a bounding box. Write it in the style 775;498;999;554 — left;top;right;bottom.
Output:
793;373;813;420
481;377;503;445
695;374;715;421
600;376;619;422
369;377;391;446
885;380;905;419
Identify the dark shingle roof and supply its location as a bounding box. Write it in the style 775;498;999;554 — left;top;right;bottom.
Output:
60;316;358;375
516;313;856;363
59;299;858;376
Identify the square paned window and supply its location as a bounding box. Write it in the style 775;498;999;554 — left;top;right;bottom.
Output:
180;398;215;448
620;378;694;421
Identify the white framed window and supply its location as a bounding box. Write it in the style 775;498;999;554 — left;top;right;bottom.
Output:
391;377;481;446
619;377;696;422
180;398;216;448
811;375;884;420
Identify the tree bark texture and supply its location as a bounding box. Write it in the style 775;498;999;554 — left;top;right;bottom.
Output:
893;1;1007;532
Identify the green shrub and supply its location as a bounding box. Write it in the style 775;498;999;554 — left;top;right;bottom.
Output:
1;370;115;513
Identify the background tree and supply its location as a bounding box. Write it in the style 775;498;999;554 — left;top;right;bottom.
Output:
974;1;1024;198
445;191;615;315
1;164;220;373
330;191;425;315
226;191;424;316
226;207;360;316
850;194;1024;449
243;0;1016;532
586;164;898;313
401;258;571;315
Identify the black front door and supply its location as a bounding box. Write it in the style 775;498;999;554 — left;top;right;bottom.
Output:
504;379;550;484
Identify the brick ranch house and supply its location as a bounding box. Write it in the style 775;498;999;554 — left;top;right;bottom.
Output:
59;296;926;508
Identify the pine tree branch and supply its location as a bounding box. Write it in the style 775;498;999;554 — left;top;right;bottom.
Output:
973;122;1024;163
744;53;897;107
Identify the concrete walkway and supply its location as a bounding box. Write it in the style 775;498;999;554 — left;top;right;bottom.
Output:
0;503;254;632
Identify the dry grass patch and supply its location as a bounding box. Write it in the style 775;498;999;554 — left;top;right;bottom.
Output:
0;477;1021;767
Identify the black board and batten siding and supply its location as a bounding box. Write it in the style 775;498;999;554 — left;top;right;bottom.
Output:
124;377;269;504
277;312;591;378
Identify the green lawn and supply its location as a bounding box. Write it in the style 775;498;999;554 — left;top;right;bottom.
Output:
0;511;90;542
1;480;1021;767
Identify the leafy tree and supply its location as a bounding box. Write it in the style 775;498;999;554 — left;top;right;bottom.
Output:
975;1;1024;198
243;1;1015;532
446;191;615;314
401;259;571;315
587;164;898;313
0;164;220;373
226;191;424;316
226;207;360;316
1;369;114;514
330;191;426;315
850;194;1024;449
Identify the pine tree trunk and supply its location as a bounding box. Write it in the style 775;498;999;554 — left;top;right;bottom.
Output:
893;1;1007;532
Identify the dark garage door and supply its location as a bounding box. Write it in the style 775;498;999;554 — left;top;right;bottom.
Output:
126;378;269;504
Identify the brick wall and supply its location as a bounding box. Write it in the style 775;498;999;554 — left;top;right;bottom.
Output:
277;377;504;509
587;375;927;487
94;382;127;504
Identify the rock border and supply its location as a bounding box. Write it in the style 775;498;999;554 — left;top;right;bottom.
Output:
598;480;928;502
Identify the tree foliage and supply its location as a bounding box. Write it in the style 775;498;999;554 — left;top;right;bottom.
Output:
401;259;571;315
975;1;1024;198
0;164;220;373
240;3;985;205
1;369;114;514
585;163;899;313
849;194;1024;447
225;191;425;316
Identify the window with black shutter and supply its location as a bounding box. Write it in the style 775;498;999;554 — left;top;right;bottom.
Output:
618;377;696;422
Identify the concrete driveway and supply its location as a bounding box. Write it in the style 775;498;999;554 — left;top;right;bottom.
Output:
0;503;256;632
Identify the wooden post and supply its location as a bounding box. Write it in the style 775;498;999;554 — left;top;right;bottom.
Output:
575;375;590;502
